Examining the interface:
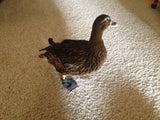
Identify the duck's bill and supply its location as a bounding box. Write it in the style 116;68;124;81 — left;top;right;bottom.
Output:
110;21;118;27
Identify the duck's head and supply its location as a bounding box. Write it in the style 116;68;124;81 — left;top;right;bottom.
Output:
92;14;117;31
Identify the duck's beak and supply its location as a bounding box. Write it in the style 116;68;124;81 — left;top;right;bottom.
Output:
110;21;118;27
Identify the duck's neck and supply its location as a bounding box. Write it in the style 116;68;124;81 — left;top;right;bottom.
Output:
89;28;103;42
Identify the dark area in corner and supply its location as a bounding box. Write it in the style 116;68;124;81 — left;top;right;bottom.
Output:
0;0;4;3
151;0;159;9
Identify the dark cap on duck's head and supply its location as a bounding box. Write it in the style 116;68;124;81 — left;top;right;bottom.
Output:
90;14;117;41
92;14;117;31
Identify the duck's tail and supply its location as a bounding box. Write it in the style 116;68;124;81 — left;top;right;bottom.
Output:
39;46;52;51
39;38;56;51
48;38;56;47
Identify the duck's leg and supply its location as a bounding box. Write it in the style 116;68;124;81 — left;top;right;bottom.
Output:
47;54;77;91
39;51;77;91
59;74;66;80
59;73;77;91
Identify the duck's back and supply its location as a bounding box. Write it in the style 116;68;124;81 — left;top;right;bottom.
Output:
55;39;89;64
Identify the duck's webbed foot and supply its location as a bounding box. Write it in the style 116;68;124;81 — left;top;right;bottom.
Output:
60;74;77;91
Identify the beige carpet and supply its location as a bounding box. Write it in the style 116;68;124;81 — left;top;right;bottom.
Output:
0;0;160;119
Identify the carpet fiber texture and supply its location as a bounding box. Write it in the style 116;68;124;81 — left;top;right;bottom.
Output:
0;0;160;119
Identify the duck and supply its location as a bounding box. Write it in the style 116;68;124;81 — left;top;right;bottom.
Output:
39;14;117;91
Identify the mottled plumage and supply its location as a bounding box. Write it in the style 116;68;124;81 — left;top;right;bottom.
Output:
40;39;107;75
39;14;117;90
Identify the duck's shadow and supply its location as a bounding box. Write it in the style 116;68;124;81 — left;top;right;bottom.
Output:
106;81;159;119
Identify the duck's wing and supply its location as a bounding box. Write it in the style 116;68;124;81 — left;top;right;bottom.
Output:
54;39;89;65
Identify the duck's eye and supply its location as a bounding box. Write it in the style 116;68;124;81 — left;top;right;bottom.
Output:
100;19;106;24
100;17;111;24
106;17;111;21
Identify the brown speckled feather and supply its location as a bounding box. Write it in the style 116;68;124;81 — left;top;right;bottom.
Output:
39;14;116;75
40;39;107;75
